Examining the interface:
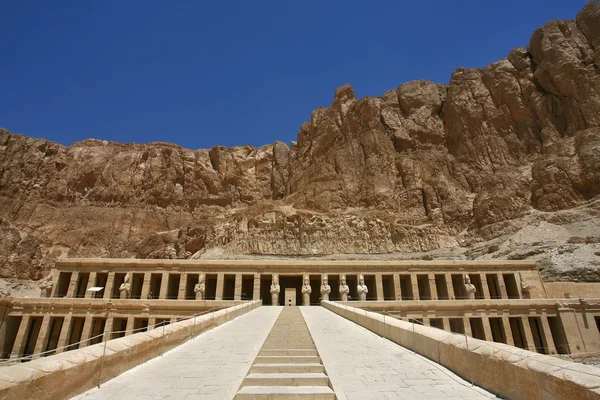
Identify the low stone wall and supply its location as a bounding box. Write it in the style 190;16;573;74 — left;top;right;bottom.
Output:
0;300;261;400
322;301;600;400
557;352;600;366
544;282;600;299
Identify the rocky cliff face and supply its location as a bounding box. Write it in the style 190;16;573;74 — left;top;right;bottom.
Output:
1;2;600;288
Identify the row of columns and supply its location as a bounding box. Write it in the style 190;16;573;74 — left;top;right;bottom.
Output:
8;312;179;360
54;271;521;301
407;314;557;354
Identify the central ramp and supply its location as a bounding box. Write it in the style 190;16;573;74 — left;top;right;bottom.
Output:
235;307;335;399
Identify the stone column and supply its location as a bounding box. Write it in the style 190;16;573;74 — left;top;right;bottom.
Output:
50;270;60;297
125;316;135;336
393;274;402;300
215;273;225;300
103;272;116;299
234;274;242;300
55;314;73;354
463;316;473;337
521;316;537;352
78;315;94;348
103;316;114;342
480;274;491;299
481;316;494;342
84;272;97;299
441;318;450;332
540;316;557;354
32;315;51;358
502;316;515;346
178;273;188;300
445;273;455;300
410;274;420;301
66;272;80;298
10;315;30;359
148;318;157;330
140;272;151;299
159;272;169;299
428;273;437;300
375;274;384;301
497;273;509;299
253;274;261;301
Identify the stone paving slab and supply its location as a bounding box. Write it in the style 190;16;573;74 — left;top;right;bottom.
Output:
73;306;282;400
301;307;500;400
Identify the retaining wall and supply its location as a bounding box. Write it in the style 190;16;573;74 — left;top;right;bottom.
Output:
0;300;261;400
322;300;600;400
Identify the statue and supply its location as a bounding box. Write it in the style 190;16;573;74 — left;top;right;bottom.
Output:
357;274;368;301
320;274;331;301
39;274;53;298
519;272;532;299
339;275;350;301
194;273;206;300
302;275;312;306
464;274;476;300
270;274;280;306
119;273;131;299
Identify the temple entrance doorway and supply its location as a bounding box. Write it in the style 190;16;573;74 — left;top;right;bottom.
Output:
285;288;296;306
279;275;303;306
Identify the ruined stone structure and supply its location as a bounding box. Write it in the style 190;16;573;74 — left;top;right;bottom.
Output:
1;258;599;364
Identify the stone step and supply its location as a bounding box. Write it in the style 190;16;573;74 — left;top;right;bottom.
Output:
250;363;324;374
235;386;335;400
241;373;330;387
259;349;318;356
255;356;321;364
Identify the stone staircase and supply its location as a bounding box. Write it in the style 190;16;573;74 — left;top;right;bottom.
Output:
235;307;336;399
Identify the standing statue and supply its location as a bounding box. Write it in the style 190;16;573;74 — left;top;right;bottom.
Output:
357;274;368;301
464;274;476;300
339;275;350;301
302;275;312;306
119;273;131;299
39;274;54;298
320;274;331;301
194;273;206;300
270;274;280;306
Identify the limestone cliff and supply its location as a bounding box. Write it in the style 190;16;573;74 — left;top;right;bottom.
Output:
1;2;600;289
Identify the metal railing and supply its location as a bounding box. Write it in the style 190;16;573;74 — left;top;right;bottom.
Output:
0;305;233;367
356;306;600;382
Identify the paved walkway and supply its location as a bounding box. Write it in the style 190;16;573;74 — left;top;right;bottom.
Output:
73;307;282;400
301;307;499;400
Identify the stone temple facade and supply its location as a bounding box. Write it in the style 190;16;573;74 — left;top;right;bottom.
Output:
1;258;599;362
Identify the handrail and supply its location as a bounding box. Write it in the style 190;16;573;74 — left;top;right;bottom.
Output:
360;306;600;380
0;305;230;366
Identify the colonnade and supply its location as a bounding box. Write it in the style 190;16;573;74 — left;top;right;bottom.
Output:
50;270;527;301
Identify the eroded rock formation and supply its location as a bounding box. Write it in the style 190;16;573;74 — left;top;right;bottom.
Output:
1;1;600;286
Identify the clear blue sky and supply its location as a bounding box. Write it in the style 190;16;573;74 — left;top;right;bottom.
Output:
0;0;589;150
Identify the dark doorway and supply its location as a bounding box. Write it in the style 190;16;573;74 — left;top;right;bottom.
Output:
328;275;340;301
223;274;235;300
470;318;485;340
67;317;86;351
167;274;181;299
449;318;465;334
434;275;449;300
23;317;44;357
0;316;22;359
131;273;144;299
43;317;64;356
486;274;501;299
382;275;395;300
242;275;254;300
451;275;466;299
503;274;520;299
470;274;485;299
364;275;377;301
399;275;413;300
94;273;108;299
279;275;303;305
205;274;217;300
509;317;527;349
489;317;507;344
346;275;358;300
529;317;548;354
417;275;431;300
150;273;163;299
260;275;272;305
309;275;320;305
548;317;569;354
186;274;199;300
75;273;89;298
56;272;72;297
112;273;127;299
